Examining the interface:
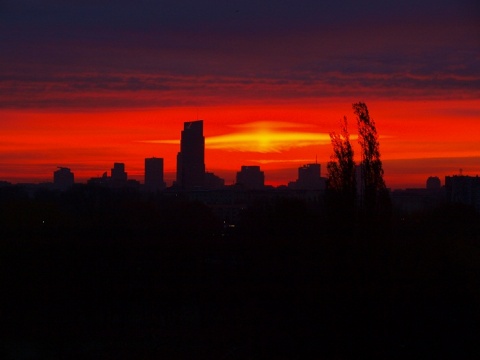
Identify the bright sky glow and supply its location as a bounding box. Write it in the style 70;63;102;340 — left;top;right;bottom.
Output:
145;122;331;153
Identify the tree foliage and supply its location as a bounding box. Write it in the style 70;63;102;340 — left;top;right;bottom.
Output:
327;116;356;223
353;102;386;214
327;102;390;230
327;116;356;197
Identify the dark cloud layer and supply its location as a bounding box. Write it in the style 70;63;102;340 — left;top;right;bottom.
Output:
1;0;479;108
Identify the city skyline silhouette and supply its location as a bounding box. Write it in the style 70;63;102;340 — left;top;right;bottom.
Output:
2;116;479;190
0;116;477;193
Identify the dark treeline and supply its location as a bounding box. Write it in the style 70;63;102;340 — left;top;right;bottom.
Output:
1;184;480;358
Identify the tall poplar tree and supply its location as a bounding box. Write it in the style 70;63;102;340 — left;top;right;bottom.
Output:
327;116;356;222
353;102;386;214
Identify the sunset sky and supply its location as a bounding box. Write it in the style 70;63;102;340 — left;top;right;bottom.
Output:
1;0;479;188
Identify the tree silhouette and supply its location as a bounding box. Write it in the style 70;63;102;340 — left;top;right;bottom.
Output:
353;102;387;218
326;116;356;226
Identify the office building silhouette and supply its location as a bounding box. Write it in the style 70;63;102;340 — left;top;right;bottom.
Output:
294;163;326;190
145;157;166;191
236;166;264;190
111;162;127;187
53;167;74;191
445;175;480;212
176;120;205;189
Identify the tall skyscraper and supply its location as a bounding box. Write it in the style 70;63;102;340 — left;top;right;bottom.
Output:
176;120;205;189
145;157;166;191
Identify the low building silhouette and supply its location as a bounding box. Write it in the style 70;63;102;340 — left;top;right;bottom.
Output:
236;166;264;190
0;180;12;188
426;176;441;190
87;172;110;186
289;163;326;190
391;176;446;214
445;175;480;212
87;163;139;190
53;167;74;191
204;172;225;189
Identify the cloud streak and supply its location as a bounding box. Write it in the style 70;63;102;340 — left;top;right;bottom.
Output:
1;69;478;109
0;1;478;109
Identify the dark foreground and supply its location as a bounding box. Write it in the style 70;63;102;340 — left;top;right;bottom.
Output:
1;187;480;358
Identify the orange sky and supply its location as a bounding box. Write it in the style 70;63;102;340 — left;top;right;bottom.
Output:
1;98;479;189
1;2;479;188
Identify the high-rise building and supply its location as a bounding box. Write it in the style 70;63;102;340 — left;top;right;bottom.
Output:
53;167;74;191
145;157;166;191
111;162;127;187
236;166;264;190
176;120;205;189
288;163;326;190
297;163;325;190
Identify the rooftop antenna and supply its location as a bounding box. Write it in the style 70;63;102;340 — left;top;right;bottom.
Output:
459;168;463;176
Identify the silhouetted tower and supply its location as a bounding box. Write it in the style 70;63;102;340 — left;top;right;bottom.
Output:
176;120;205;189
53;167;74;191
236;166;264;190
297;163;324;189
111;162;127;187
145;157;166;191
